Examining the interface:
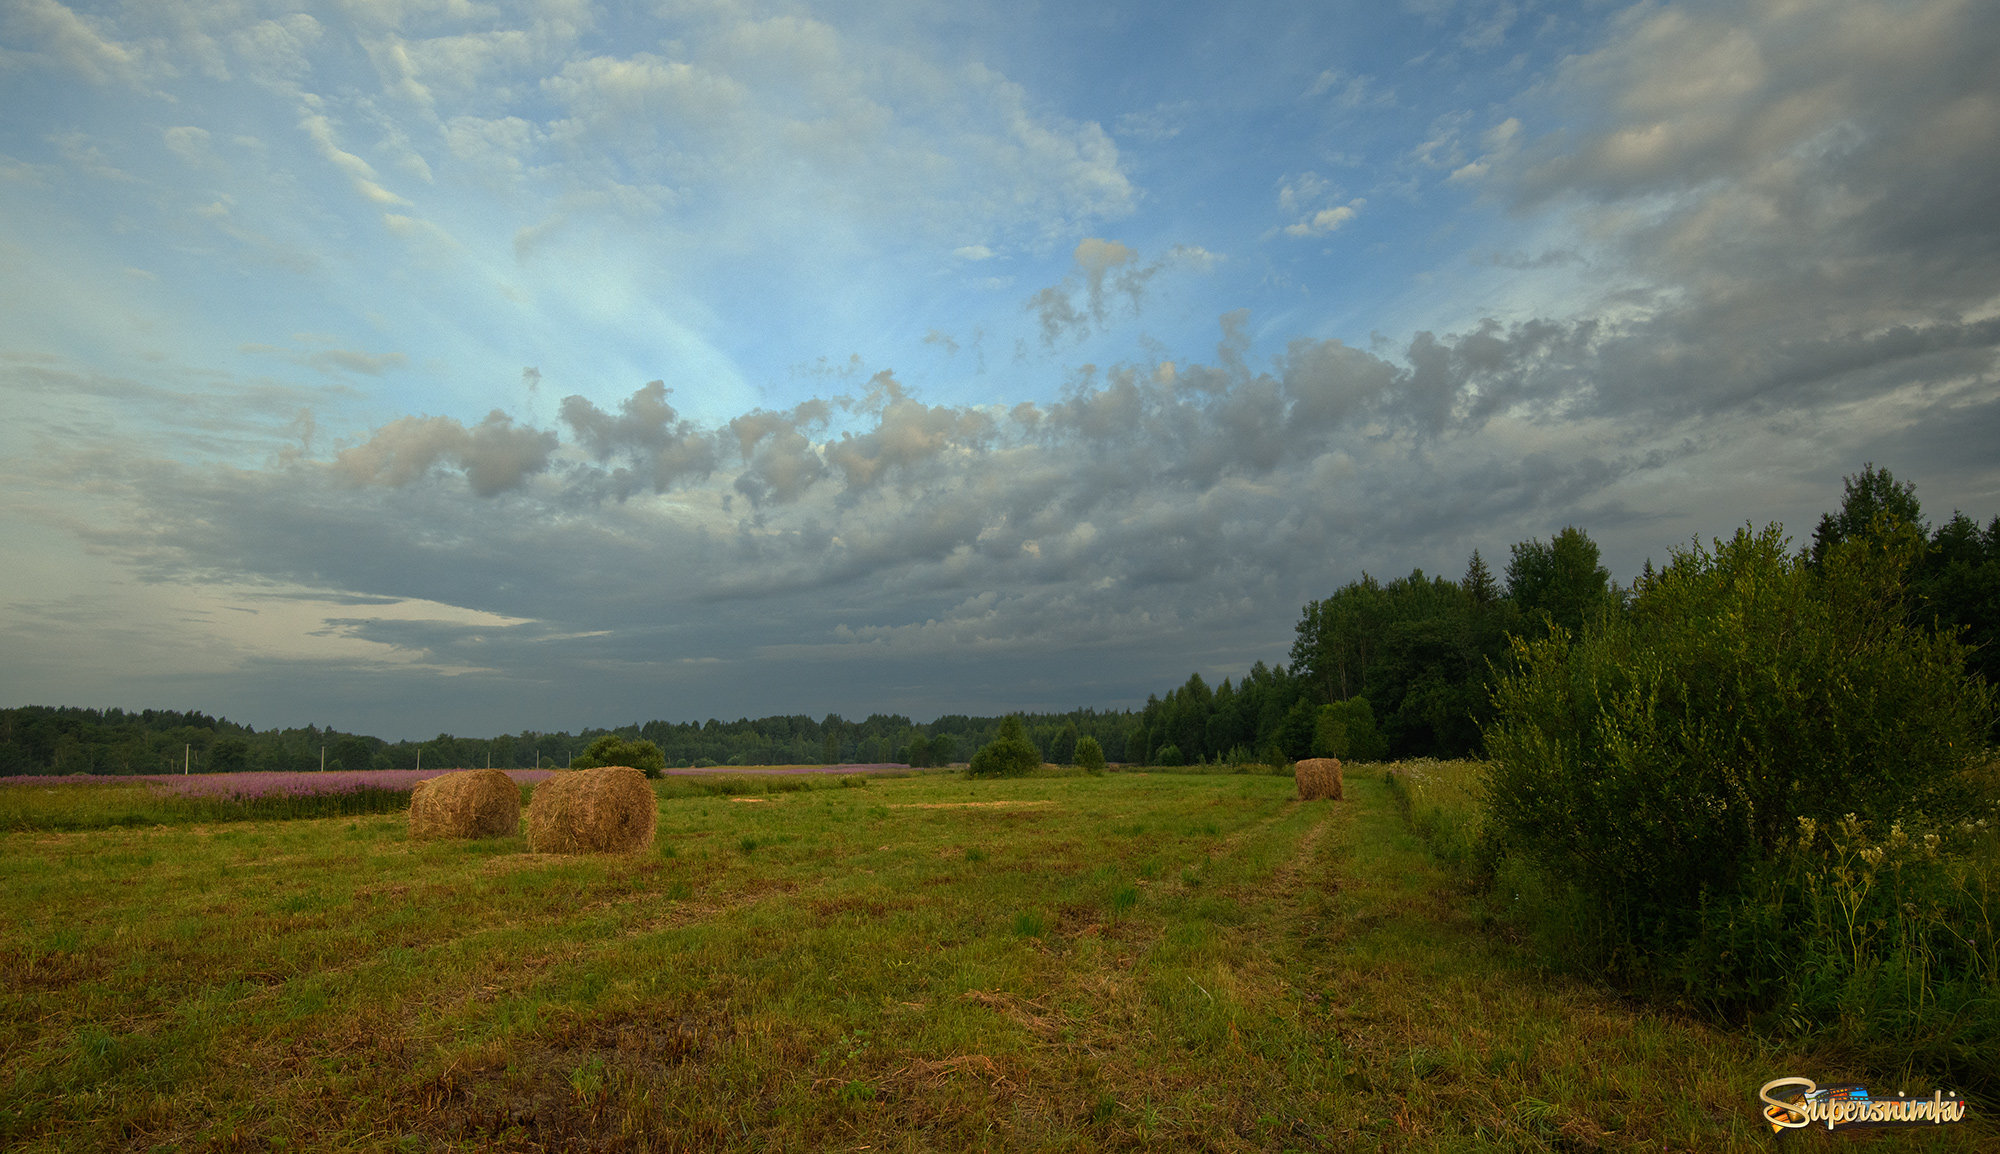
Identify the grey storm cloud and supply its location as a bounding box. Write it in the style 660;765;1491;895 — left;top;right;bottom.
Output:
146;310;1649;624
1499;0;2000;403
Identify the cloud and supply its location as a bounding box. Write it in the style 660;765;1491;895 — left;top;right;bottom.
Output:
162;125;212;165
1027;238;1216;346
308;348;408;376
1304;69;1393;110
532;20;1135;249
1282;200;1364;238
1275;171;1365;238
1478;0;2000;432
1114;100;1195;142
4;0;143;86
334;411;556;496
299;112;409;207
560;381;719;499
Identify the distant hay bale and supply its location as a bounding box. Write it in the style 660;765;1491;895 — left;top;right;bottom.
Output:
1295;758;1343;801
527;766;656;854
409;768;521;840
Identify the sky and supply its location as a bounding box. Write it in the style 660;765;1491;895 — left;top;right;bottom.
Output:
2;0;1997;741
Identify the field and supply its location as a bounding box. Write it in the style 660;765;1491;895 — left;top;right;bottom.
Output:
2;765;1990;1151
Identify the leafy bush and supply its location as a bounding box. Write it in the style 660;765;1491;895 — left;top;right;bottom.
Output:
1152;743;1184;767
571;735;666;778
1484;524;1992;951
1075;735;1106;775
967;717;1041;778
1481;523;2000;1093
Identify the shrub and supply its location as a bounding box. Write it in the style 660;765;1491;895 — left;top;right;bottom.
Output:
1484;524;1992;954
1482;519;1998;1074
1075;735;1106;775
968;717;1041;778
1153;743;1184;767
571;735;666;779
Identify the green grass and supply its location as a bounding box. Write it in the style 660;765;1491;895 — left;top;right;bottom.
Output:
2;768;1990;1151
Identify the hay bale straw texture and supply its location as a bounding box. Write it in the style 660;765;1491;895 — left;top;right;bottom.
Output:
409;768;522;840
1295;758;1344;801
527;766;657;854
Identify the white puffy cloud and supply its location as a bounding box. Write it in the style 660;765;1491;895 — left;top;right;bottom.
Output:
1282;199;1364;237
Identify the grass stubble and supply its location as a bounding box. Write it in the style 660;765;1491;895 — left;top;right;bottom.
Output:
2;768;1991;1151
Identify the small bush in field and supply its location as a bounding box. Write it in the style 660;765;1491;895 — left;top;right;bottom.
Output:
571;735;666;779
1152;744;1184;767
1075;736;1106;775
968;717;1041;778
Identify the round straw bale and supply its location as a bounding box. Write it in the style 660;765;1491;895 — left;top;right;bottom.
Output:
409;768;522;839
1295;757;1344;801
527;766;657;854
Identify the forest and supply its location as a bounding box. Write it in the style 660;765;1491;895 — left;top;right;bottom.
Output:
5;466;1993;776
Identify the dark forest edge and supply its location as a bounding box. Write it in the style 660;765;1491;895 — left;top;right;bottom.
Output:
5;464;1996;778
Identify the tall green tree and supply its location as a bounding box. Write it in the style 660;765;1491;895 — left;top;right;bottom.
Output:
1048;722;1079;766
1505;526;1615;637
1811;462;1925;566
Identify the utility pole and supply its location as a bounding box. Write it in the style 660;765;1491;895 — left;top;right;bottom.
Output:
416;748;422;773
184;744;189;775
320;745;326;772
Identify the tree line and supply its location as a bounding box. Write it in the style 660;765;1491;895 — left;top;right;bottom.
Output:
0;702;1143;776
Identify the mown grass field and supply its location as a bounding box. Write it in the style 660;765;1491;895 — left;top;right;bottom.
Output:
3;766;1990;1151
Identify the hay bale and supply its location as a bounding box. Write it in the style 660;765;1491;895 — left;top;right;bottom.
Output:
1295;757;1344;801
527;766;656;854
409;768;521;839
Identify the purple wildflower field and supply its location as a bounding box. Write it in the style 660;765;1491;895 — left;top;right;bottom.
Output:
0;763;916;800
0;768;556;800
